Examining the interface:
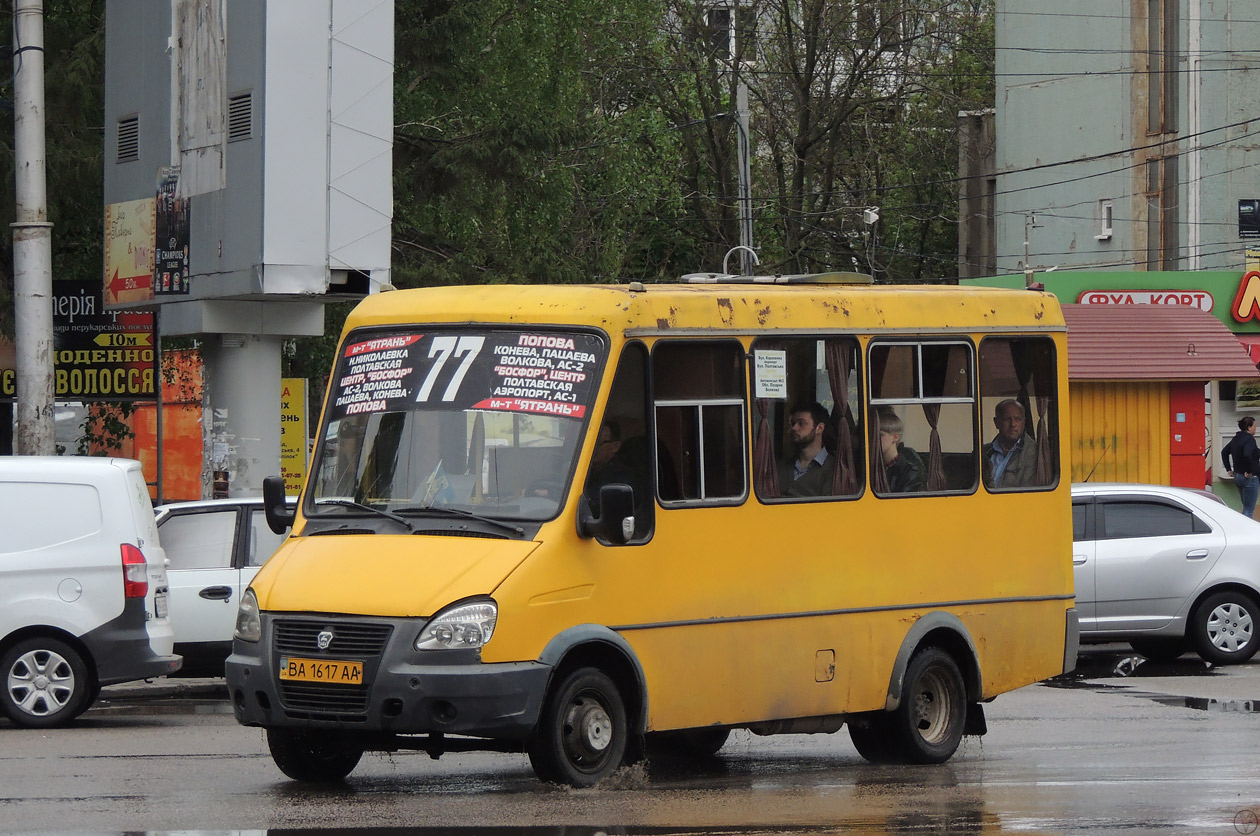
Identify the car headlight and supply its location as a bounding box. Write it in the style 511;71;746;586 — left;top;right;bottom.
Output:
234;588;262;642
415;600;497;651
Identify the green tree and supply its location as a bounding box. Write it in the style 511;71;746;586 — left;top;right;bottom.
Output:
392;0;692;287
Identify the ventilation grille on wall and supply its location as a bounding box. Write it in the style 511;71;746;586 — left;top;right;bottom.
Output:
116;115;139;163
228;92;253;142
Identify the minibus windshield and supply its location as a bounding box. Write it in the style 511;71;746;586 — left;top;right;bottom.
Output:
309;327;606;522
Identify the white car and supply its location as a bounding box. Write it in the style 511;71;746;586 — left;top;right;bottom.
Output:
1;457;181;727
1072;482;1260;665
155;498;288;674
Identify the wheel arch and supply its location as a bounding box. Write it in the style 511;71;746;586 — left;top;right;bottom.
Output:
0;626;97;688
884;612;982;711
1187;582;1260;627
537;624;647;735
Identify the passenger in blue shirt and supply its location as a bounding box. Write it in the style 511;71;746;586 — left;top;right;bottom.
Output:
982;399;1037;490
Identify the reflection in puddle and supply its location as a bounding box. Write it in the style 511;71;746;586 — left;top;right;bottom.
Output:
1150;695;1260;713
1050;652;1218;682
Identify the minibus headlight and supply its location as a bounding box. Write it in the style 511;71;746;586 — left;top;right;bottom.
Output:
416;600;497;651
234;588;262;643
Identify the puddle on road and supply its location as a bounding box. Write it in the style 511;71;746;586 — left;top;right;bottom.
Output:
1042;650;1259;714
1148;695;1260;713
1052;652;1220;682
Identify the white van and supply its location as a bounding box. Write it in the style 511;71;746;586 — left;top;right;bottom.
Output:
0;456;181;728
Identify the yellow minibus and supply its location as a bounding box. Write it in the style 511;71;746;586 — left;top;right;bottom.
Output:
227;275;1078;786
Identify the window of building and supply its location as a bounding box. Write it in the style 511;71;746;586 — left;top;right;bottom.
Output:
868;340;975;495
1096;199;1114;241
977;337;1059;492
692;3;757;62
653;341;746;503
750;337;863;503
1146;157;1179;270
1146;0;1179;135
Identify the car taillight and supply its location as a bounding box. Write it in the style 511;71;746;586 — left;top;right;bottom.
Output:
121;544;149;599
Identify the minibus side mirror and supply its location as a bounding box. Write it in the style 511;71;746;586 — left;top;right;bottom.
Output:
577;483;635;545
263;475;296;535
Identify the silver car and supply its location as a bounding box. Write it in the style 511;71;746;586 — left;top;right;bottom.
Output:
1072;482;1260;664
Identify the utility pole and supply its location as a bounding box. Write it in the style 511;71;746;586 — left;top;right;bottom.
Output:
735;82;754;274
11;0;54;454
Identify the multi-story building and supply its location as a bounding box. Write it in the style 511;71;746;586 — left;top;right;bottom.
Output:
962;1;1260;279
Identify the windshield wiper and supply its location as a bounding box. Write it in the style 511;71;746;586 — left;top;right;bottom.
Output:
393;505;525;536
314;499;416;532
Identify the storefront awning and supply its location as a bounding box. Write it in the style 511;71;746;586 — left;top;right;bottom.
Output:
1062;304;1260;381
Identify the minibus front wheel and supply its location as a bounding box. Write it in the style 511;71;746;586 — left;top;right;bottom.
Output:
528;667;628;787
267;728;364;782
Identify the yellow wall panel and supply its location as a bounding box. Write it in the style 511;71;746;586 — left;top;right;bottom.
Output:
1070;382;1170;484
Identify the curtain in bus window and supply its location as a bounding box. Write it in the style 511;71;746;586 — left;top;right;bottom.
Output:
824;340;859;495
754;396;780;497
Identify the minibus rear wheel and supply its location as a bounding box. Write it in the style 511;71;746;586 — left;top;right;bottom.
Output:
528;667;628;787
267;728;364;782
885;647;966;764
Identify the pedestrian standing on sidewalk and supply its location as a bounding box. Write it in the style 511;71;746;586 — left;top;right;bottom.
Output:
1223;416;1260;518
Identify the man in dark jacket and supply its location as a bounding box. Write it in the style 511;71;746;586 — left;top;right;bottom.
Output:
778;402;836;498
1223;416;1260;518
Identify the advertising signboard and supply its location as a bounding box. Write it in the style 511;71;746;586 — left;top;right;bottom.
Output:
280;378;308;495
104;197;156;306
1;279;156;402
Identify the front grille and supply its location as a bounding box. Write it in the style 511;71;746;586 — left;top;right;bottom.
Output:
279;682;370;718
270;617;395;721
273;619;393;655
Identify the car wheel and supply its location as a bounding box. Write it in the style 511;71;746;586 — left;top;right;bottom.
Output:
266;728;364;782
1191;590;1259;665
645;727;730;759
0;637;93;729
1128;638;1188;662
848;712;897;763
884;647;967;764
528;667;628;787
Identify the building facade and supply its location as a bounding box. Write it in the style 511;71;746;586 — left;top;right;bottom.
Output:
979;1;1260;278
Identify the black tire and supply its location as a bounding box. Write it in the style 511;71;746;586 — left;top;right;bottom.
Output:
0;637;93;729
847;712;897;763
528;667;628;787
645;727;730;759
884;647;967;764
266;728;364;782
1128;638;1188;662
1190;590;1260;665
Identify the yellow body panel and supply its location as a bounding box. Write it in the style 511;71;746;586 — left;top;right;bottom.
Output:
260;281;1073;734
252;534;538;617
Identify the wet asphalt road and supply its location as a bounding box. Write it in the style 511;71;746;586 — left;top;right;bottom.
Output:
0;647;1257;836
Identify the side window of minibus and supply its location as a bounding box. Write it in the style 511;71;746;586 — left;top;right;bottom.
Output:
978;337;1059;492
751;337;864;502
868;341;976;496
584;342;653;543
652;340;747;503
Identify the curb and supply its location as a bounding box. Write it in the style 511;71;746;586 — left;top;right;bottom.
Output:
97;676;228;702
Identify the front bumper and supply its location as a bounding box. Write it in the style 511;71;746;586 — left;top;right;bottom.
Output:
225;612;551;740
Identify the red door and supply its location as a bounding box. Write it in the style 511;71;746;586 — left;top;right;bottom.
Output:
1169;381;1207;488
